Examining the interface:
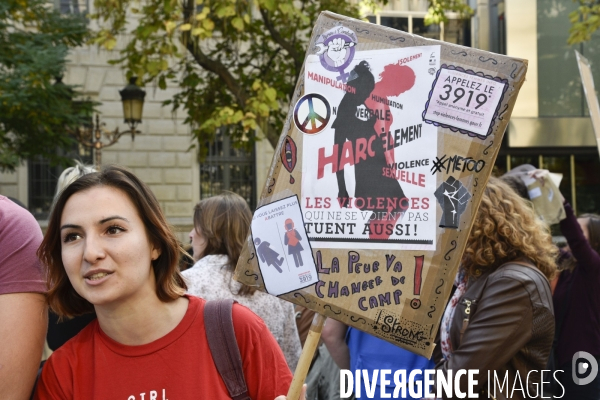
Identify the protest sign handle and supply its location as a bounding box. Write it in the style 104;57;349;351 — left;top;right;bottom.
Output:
286;313;327;400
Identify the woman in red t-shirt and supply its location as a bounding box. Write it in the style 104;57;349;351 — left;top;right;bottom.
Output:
34;165;293;399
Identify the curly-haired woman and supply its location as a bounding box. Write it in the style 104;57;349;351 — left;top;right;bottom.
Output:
433;177;557;400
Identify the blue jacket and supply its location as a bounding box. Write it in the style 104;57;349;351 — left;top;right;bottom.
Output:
347;327;435;399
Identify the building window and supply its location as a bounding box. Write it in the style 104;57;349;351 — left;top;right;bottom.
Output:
28;144;92;220
54;0;88;14
368;13;470;47
494;149;600;217
377;16;409;32
537;0;600;117
412;17;441;41
573;154;600;215
200;130;256;210
28;158;61;220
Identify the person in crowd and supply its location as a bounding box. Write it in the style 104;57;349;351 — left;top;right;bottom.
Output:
34;166;292;399
434;177;556;399
553;207;600;398
0;195;47;400
499;165;532;201
53;161;96;202
502;166;600;398
537;174;600;399
179;244;195;271
322;319;434;399
46;161;98;351
554;210;600;398
183;192;302;371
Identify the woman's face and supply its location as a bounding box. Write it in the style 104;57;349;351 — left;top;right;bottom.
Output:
60;186;160;309
189;225;207;262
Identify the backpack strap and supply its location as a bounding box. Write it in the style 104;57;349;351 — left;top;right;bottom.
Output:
204;299;251;400
29;360;46;400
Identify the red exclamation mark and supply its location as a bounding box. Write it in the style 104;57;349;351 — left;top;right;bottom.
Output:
414;255;424;295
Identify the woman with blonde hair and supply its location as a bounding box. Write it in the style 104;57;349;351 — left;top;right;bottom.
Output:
53;161;96;201
183;192;302;370
434;177;557;399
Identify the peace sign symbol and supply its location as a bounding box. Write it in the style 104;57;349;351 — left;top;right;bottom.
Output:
293;93;331;135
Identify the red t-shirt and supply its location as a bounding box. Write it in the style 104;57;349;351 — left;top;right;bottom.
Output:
34;296;293;399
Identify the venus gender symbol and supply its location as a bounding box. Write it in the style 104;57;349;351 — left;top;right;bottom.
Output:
314;26;358;83
293;93;331;135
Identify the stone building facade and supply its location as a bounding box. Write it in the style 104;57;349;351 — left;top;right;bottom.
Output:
16;0;598;238
0;12;275;242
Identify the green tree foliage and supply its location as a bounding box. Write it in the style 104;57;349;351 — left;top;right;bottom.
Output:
0;0;93;172
92;0;472;153
92;0;386;154
568;0;600;44
424;0;473;26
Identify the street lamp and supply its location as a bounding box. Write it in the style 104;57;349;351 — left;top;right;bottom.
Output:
64;76;146;167
119;76;146;140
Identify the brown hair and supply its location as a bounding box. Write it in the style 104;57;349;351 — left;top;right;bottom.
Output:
499;174;530;201
499;164;535;202
193;192;255;295
38;165;187;317
463;177;557;280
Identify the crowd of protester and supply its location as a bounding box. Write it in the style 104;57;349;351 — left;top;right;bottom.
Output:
1;162;599;400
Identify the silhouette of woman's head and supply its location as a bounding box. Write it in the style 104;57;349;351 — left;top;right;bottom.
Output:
347;61;375;103
285;218;295;231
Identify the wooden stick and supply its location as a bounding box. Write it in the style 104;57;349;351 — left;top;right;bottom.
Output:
286;313;327;400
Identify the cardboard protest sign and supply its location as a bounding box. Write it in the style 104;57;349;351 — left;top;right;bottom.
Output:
235;11;527;358
576;50;600;157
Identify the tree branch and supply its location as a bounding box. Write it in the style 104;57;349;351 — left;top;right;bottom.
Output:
181;0;249;108
259;47;282;77
259;8;302;79
185;43;250;108
262;120;282;148
180;0;281;149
